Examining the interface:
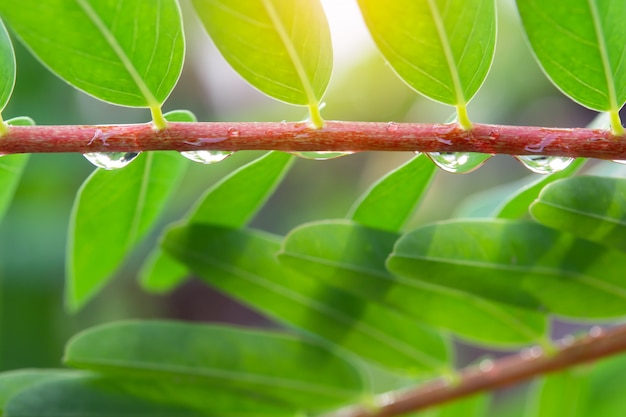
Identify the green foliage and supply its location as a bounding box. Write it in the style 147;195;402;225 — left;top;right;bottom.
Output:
0;19;14;117
357;0;496;127
348;154;436;232
192;0;332;127
516;0;626;133
0;0;185;127
1;1;626;416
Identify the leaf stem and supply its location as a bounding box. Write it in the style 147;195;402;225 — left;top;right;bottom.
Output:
2;122;626;160
323;324;626;417
150;106;168;131
0;113;7;137
455;105;472;130
308;103;324;129
609;109;624;136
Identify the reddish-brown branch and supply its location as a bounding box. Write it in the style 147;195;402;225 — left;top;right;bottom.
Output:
1;121;626;159
327;325;626;417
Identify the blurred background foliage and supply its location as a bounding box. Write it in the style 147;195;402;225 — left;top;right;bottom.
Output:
0;1;623;415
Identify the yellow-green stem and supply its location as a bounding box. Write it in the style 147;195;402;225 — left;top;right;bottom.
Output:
456;104;472;130
0;113;7;137
150;105;168;131
308;102;324;129
610;109;624;136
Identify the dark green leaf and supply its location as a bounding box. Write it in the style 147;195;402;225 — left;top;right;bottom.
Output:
494;158;586;219
67;151;187;311
140;151;294;293
0;18;14;115
388;219;626;319
0;369;78;413
348;154;436;232
0;118;33;224
516;0;626;133
357;0;496;127
0;0;184;122
279;220;546;346
163;224;453;376
65;321;364;410
531;176;626;252
191;0;332;126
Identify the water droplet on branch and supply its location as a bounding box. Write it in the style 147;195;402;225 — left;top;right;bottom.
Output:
180;150;233;164
514;155;573;174
292;151;353;160
83;152;140;170
426;152;492;173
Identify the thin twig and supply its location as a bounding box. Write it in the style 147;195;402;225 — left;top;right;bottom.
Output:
1;121;625;159
326;325;626;417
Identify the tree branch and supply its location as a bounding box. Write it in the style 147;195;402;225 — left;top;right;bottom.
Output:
1;121;625;159
327;325;626;417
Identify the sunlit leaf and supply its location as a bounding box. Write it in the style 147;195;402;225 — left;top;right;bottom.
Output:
357;0;496;127
0;118;33;225
516;0;626;133
279;220;546;346
494;158;586;219
163;224;453;376
388;219;626;319
531;176;626;252
0;0;184;119
65;321;364;410
191;0;332;126
0;369;78;413
0;18;14;115
140;151;294;293
348;154;436;232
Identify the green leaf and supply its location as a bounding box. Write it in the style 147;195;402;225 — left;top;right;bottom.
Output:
357;0;496;127
494;158;586;219
140;151;294;293
516;0;626;134
5;373;298;417
528;369;590;417
388;219;626;319
65;321;364;410
0;369;78;413
191;0;332;127
0;0;184;125
531;176;626;252
348;154;436;232
279;220;546;346
0;118;33;225
67;151;187;311
418;393;489;417
0;18;14;115
163;224;453;376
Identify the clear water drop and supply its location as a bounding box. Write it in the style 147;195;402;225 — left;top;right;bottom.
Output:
426;152;492;173
291;151;353;160
180;150;233;164
386;121;399;132
227;127;240;137
83;152;140;170
514;155;574;174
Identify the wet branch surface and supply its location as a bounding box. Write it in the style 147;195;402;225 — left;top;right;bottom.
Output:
326;325;626;417
1;121;626;159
